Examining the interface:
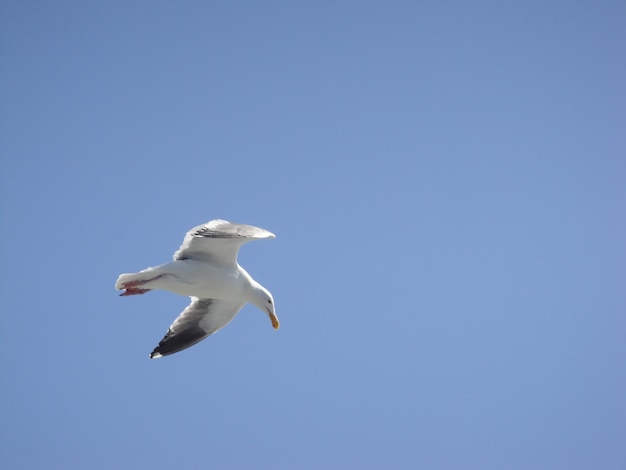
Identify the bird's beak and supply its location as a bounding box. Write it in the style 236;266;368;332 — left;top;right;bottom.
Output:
266;307;280;330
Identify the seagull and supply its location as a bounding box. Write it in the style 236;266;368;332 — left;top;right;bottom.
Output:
115;219;279;358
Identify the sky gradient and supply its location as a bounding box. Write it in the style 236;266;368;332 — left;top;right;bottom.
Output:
1;1;624;469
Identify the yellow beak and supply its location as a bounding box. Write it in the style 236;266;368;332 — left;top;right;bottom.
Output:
267;307;280;330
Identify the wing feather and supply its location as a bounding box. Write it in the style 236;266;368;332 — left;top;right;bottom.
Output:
173;219;275;265
150;297;245;358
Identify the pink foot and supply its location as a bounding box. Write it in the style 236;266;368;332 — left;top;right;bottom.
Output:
120;287;152;296
119;274;164;297
121;279;152;288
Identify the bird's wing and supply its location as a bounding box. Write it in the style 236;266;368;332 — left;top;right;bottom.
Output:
173;219;275;265
150;297;245;358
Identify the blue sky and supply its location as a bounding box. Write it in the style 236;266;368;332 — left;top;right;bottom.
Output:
1;1;624;469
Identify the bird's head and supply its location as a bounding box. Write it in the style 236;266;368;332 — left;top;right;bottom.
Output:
251;282;279;330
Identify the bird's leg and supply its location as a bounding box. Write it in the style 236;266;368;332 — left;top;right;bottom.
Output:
119;274;164;297
120;287;152;296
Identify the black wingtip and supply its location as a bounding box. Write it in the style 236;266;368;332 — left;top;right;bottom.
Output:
149;350;162;359
149;327;208;358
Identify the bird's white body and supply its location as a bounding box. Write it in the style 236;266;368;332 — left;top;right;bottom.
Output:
116;259;249;300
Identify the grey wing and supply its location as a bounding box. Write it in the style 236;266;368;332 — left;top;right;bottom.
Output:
173;219;276;265
150;297;245;358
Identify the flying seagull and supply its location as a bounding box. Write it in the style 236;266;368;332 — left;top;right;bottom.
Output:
115;219;278;358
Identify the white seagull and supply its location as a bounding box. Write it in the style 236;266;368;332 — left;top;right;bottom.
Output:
115;219;279;358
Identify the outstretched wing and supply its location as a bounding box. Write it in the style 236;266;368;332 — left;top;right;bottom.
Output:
150;297;245;358
173;219;275;265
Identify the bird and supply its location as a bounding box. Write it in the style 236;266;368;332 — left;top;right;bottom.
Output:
115;219;278;358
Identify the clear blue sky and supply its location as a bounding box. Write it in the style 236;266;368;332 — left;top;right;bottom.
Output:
1;1;624;469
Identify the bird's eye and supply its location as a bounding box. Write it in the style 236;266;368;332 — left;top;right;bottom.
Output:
268;299;272;304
